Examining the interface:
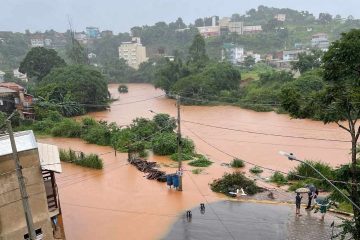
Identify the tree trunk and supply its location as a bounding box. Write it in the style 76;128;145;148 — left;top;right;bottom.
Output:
351;135;360;239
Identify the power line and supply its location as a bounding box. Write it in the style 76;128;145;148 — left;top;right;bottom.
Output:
183;120;350;143
184;124;359;186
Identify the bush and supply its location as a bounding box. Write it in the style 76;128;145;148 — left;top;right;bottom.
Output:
188;155;212;167
51;119;82;137
181;138;195;154
59;149;103;169
210;172;262;196
250;166;263;174
192;168;204;174
230;158;245;168
32;119;55;134
287;160;334;191
153;113;176;132
118;84;128;93
270;171;287;185
75;153;103;169
151;132;177;155
81;123;111;145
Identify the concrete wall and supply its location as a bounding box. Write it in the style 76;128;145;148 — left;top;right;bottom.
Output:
0;149;54;240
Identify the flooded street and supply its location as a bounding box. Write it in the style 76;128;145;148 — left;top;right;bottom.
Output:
40;83;351;239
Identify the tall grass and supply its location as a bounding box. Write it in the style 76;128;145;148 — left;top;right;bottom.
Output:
59;149;103;169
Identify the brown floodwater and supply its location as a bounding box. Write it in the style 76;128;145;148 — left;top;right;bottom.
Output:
39;83;353;240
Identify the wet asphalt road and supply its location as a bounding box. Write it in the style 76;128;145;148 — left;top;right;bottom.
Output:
163;201;338;240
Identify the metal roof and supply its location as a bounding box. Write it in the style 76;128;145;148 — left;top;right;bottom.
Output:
38;143;62;173
0;86;17;94
0;131;62;173
0;130;37;156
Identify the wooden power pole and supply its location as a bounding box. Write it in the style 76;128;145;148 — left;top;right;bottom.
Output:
6;120;36;239
176;95;183;191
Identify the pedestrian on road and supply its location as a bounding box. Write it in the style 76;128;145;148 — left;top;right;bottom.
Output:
295;192;302;216
305;185;317;210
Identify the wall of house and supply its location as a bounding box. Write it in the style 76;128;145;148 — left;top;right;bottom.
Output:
0;149;54;240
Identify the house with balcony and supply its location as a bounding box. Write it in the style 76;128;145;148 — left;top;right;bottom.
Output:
0;82;34;119
0;131;64;239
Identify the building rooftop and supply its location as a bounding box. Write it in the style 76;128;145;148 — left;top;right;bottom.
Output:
0;131;62;173
0;82;24;91
0;86;17;94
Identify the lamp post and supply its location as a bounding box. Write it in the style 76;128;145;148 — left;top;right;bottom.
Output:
279;151;360;212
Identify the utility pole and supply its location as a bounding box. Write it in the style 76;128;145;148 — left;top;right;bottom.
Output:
176;95;183;191
6;120;36;240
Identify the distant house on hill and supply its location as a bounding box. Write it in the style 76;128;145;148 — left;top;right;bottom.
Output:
311;33;329;50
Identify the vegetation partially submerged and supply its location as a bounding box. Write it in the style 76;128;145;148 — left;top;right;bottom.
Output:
59;148;103;169
230;158;245;168
210;172;263;196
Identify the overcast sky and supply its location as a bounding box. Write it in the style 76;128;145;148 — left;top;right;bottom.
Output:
1;0;360;33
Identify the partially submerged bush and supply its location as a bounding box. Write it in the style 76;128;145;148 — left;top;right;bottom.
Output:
270;171;287;185
51;119;82;137
151;132;177;155
210;172;262;196
250;166;263;174
192;168;204;174
118;84;128;93
170;152;193;161
59;149;103;169
188;155;212;167
230;158;245;168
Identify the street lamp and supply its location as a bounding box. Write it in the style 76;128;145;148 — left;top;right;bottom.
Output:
279;151;360;212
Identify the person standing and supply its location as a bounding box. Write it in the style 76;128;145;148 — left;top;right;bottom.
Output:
296;192;302;216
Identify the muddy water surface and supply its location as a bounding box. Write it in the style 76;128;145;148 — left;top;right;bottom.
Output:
40;84;351;240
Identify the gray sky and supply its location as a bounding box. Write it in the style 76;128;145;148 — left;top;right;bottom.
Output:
1;0;359;33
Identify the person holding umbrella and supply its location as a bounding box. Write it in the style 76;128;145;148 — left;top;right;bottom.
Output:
295;187;308;216
305;184;318;210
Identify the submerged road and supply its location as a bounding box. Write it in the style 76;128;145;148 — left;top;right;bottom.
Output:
164;201;340;240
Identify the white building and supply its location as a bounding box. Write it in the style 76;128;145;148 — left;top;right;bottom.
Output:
197;26;220;38
283;50;306;61
13;69;28;82
274;14;286;22
243;25;262;34
30;38;44;47
311;33;329;50
222;43;245;64
118;37;148;69
0;71;5;83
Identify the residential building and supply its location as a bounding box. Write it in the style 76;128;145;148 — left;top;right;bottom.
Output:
228;22;244;34
118;37;148;69
197;26;220;38
282;49;306;61
0;70;5;83
13;69;28;82
74;32;88;44
246;51;261;63
243;25;263;34
219;17;231;35
0;82;34;119
44;38;52;47
221;43;244;64
86;27;100;39
0;131;64;239
101;30;113;37
30;37;44;47
311;33;329;50
274;14;286;22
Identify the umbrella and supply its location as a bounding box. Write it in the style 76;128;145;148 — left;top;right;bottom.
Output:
295;187;310;193
305;184;316;192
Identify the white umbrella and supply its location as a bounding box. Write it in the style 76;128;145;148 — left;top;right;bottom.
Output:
295;187;310;193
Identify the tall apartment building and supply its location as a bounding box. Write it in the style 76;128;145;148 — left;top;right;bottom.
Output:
0;131;64;239
118;38;148;69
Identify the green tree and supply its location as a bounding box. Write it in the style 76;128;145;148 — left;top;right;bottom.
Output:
291;49;323;74
36;65;109;113
243;55;255;69
153;113;176;132
188;34;209;69
66;38;89;65
19;47;66;82
283;29;360;238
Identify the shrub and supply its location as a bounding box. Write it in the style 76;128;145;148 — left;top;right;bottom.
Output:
270;171;287;185
192;168;204;174
181;138;195;154
188;155;212;167
230;158;245;168
32;119;55;134
170;152;193;161
75;153;103;169
81;123;111;145
118;84;128;93
51;119;82;137
152;113;176;132
250;166;263;174
151;132;177;155
210;172;262;196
